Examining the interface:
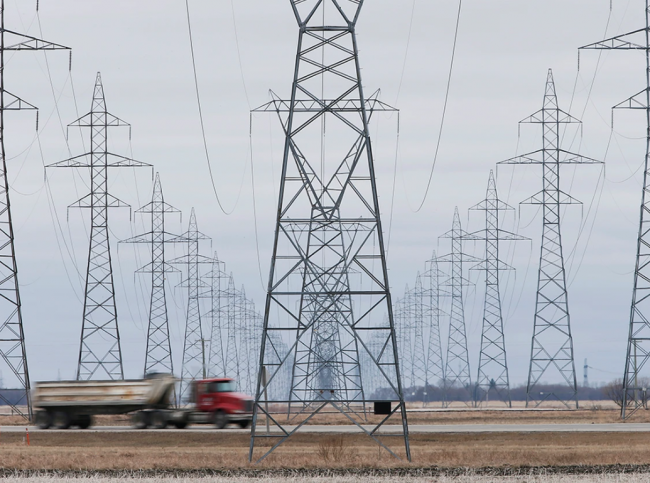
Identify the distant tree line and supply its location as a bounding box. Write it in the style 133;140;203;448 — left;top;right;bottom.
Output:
371;381;623;403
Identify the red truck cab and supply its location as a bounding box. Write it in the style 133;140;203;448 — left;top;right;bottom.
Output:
191;378;254;429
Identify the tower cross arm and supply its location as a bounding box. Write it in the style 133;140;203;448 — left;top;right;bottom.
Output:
136;202;181;215
67;193;132;210
520;109;582;125
469;259;516;272
519;189;583;206
2;29;71;50
252;93;397;113
614;88;650;110
579;28;647;50
469;198;515;212
67;112;130;130
498;149;602;165
46;153;152;169
3;91;37;111
135;261;181;275
167;231;211;244
465;228;529;242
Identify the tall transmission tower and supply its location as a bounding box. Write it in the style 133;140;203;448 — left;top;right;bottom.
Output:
205;254;227;379
395;287;414;390
581;1;650;418
169;208;211;402
438;207;480;401
423;252;446;405
498;69;601;408
0;1;69;418
121;173;180;376
468;170;526;407
250;1;409;462
49;73;150;381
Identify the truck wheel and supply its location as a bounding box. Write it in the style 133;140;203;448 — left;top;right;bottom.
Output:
53;411;71;430
173;421;187;429
237;420;250;429
131;411;149;429
213;410;227;429
35;410;52;430
77;415;93;429
150;411;167;429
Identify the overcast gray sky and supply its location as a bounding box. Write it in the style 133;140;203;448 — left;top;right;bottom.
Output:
1;0;643;388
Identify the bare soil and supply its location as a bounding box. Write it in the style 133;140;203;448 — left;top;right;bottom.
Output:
0;431;648;470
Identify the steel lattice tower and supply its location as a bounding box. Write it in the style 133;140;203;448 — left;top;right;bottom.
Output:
580;1;650;418
423;252;445;404
121;173;180;376
169;208;211;402
49;73;150;380
395;288;413;389
0;1;69;418
205;254;227;379
468;170;526;407
498;70;601;408
250;0;409;462
438;208;480;400
411;276;427;392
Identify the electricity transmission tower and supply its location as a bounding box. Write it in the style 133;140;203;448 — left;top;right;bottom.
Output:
205;254;227;379
468;170;526;407
49;73;150;381
250;0;410;463
121;173;180;376
423;252;446;405
498;69;601;408
0;1;69;418
580;1;650;418
169;208;211;402
438;207;480;402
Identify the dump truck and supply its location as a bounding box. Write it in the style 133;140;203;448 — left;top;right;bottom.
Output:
32;374;254;430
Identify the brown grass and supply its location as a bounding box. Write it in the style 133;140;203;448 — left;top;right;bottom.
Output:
0;431;647;470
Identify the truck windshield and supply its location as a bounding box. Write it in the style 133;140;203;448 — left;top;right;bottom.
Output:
209;381;236;393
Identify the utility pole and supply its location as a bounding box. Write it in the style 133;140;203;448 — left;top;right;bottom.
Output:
498;69;601;408
438;207;481;402
0;0;69;419
49;73;151;381
468;170;527;407
581;0;650;419
121;173;180;376
583;359;589;388
250;1;409;462
169;208;211;402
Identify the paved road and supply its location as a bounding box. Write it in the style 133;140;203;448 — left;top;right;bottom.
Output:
3;423;650;433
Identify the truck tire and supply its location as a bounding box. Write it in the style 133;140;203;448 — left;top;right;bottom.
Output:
237;420;250;429
77;415;93;429
150;411;167;429
173;421;187;429
131;411;149;429
53;411;71;430
213;410;227;429
34;410;52;430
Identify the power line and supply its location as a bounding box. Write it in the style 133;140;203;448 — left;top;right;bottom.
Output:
184;0;234;216
411;0;462;213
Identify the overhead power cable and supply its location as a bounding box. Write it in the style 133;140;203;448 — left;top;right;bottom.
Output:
184;0;234;216
412;0;462;213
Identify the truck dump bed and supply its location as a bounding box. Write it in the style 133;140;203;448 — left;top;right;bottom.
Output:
32;375;175;415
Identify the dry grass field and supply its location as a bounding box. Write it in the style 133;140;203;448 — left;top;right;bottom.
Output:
0;476;648;482
0;431;649;470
